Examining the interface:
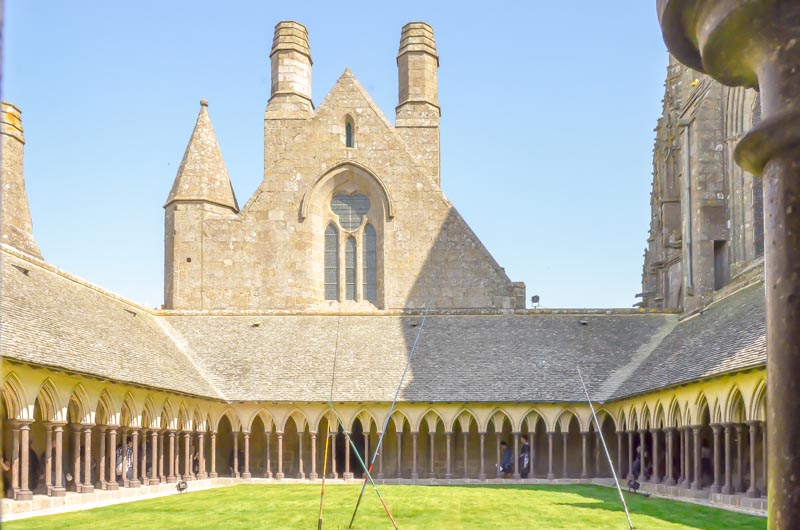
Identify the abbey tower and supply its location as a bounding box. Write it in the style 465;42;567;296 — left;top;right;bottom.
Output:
164;22;525;312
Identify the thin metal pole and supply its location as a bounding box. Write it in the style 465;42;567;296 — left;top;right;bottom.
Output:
317;428;330;530
577;367;634;530
350;294;434;528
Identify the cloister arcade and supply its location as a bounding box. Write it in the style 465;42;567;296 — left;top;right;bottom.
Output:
1;362;766;504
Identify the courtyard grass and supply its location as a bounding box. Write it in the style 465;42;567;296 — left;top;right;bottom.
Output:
5;484;766;529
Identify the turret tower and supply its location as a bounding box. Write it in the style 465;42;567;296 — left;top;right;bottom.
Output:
1;102;42;259
396;22;441;185
164;99;238;309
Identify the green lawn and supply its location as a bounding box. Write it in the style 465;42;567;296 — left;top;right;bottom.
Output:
5;484;766;529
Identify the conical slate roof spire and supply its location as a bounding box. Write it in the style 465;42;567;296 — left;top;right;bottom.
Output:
165;100;238;211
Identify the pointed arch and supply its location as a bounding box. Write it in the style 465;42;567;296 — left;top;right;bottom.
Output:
521;407;548;432
628;408;639;431
300;161;395;220
389;409;410;433
750;379;767;422
160;398;177;430
725;386;747;423
177;401;192;431
96;388;118;425
352;408;378;433
594;408;617;432
214;407;242;432
68;384;92;424
653;402;666;429
668;397;683;427
246;408;275;433
141;396;158;429
120;392;140;427
192;405;206;431
556;408;580;432
453;408;478;433
35;378;64;423
416;408;444;433
641;405;652;429
1;372;30;420
486;407;513;433
345;114;355;148
283;409;309;432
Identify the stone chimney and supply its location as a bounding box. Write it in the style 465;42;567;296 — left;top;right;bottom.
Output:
1;102;42;259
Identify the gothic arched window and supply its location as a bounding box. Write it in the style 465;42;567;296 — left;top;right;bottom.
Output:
325;224;339;300
325;193;378;304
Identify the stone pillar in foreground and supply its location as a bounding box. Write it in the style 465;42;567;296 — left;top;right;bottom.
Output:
657;1;800;526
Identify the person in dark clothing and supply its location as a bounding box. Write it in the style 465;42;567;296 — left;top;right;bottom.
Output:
519;435;531;478
497;441;513;476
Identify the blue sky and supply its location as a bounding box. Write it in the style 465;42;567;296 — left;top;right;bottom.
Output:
3;1;668;309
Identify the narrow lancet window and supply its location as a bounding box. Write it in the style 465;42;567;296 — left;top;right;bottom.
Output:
363;223;377;302
325;224;339;300
345;237;357;300
345;118;354;148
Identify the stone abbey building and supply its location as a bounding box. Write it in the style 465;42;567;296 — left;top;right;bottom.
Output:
1;21;767;516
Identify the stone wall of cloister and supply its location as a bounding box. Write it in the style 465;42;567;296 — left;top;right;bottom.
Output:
1;361;766;503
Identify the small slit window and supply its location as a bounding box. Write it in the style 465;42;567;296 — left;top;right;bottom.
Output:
345;118;354;148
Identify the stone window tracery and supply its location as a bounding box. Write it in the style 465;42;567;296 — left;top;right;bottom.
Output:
345;117;354;148
325;193;378;304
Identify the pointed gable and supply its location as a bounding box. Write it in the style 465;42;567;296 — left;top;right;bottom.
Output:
165;100;239;211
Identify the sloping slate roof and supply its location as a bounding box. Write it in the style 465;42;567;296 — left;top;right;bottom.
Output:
162;313;678;402
0;251;222;399
610;283;766;399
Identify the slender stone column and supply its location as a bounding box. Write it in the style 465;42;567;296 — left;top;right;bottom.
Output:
494;432;502;477
130;429;140;487
10;422;20;498
711;424;722;493
194;432;204;481
594;431;601;477
344;432;352;480
478;432;486;480
96;426;106;490
651;429;660;483
657;3;800;525
167;430;177;483
72;425;82;491
627;430;634;480
232;432;239;478
52;423;67;495
264;431;271;479
206;431;215;478
82;425;94;492
443;432;452;479
665;428;676;486
747;421;760;497
107;427;118;489
637;429;647;483
722;424;734;494
692;426;702;490
428;432;434;478
18;422;33;500
513;432;521;479
546;432;554;479
395;431;402;479
140;430;148;485
242;431;251;479
296;431;303;479
561;432;568;478
581;432;588;479
152;430;161;483
44;423;53;493
182;431;191;480
377;432;383;479
329;433;336;479
735;424;745;492
462;432;469;479
309;432;318;480
363;432;370;474
158;430;165;482
412;432;419;479
616;431;625;479
683;427;691;488
276;432;284;479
